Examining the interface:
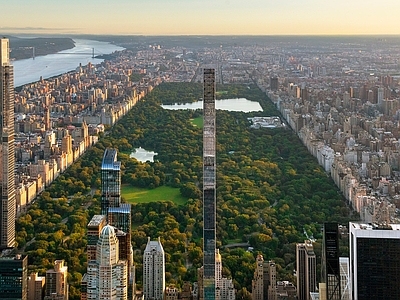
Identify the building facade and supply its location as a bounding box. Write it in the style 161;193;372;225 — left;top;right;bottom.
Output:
0;38;16;248
44;260;68;300
108;203;132;234
143;237;165;300
100;149;134;298
296;240;316;300
215;249;235;300
0;255;28;300
86;215;107;262
28;272;45;300
349;222;400;300
323;222;341;300
87;225;128;300
252;255;277;300
339;257;351;300
101;148;121;215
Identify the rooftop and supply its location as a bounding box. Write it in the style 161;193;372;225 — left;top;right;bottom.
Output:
145;237;164;253
350;222;400;231
87;215;106;227
102;148;121;170
108;203;131;214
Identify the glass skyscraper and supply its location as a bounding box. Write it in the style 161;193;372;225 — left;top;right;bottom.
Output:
0;255;28;299
101;148;121;215
203;68;216;300
0;38;16;249
100;148;134;299
350;222;400;300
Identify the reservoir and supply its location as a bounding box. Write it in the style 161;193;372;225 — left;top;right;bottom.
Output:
161;98;262;112
130;147;158;163
13;39;124;87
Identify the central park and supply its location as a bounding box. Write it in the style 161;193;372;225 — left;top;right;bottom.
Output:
15;82;355;299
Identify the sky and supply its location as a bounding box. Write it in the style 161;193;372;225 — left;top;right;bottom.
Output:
2;0;400;36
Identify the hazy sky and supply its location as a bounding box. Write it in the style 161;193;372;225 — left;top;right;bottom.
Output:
2;0;400;35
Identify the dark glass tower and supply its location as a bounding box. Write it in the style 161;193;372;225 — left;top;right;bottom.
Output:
101;148;121;215
0;255;28;299
108;203;132;234
0;38;15;249
100;148;135;299
350;222;400;300
323;222;340;300
203;68;216;300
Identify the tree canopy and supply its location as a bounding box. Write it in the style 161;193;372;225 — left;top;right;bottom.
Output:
16;82;354;298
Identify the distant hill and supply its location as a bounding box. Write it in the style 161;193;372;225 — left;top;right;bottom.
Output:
4;36;75;60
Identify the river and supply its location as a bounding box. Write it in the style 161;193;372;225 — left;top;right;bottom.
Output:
13;39;124;87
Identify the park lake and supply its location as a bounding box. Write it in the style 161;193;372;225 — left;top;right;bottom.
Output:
161;98;262;112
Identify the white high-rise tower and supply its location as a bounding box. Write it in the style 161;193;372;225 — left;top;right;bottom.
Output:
87;225;128;300
143;237;165;300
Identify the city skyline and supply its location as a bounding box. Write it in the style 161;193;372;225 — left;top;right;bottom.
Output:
2;0;400;36
3;2;400;295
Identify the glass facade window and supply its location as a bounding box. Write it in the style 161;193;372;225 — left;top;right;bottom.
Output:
356;237;400;300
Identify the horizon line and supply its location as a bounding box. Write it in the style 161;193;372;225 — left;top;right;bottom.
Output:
3;32;400;37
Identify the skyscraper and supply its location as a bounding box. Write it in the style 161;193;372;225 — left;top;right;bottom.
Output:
339;257;350;300
252;255;264;300
215;249;235;300
0;254;28;300
82;215;107;300
87;225;128;300
143;237;165;300
322;223;340;300
108;203;132;234
101;148;121;215
87;215;107;261
296;240;316;300
203;68;216;300
198;250;235;300
251;255;277;300
349;222;400;300
0;38;16;249
44;260;68;300
100;149;134;299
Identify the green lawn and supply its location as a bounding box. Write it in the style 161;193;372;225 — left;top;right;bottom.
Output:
190;117;203;128
216;90;228;95
121;185;187;205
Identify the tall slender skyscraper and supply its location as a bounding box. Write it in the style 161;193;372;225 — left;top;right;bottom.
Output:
322;223;340;300
0;38;16;249
203;68;216;300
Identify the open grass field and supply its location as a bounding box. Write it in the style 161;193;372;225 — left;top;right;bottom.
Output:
190;117;203;128
121;185;187;205
216;90;228;95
